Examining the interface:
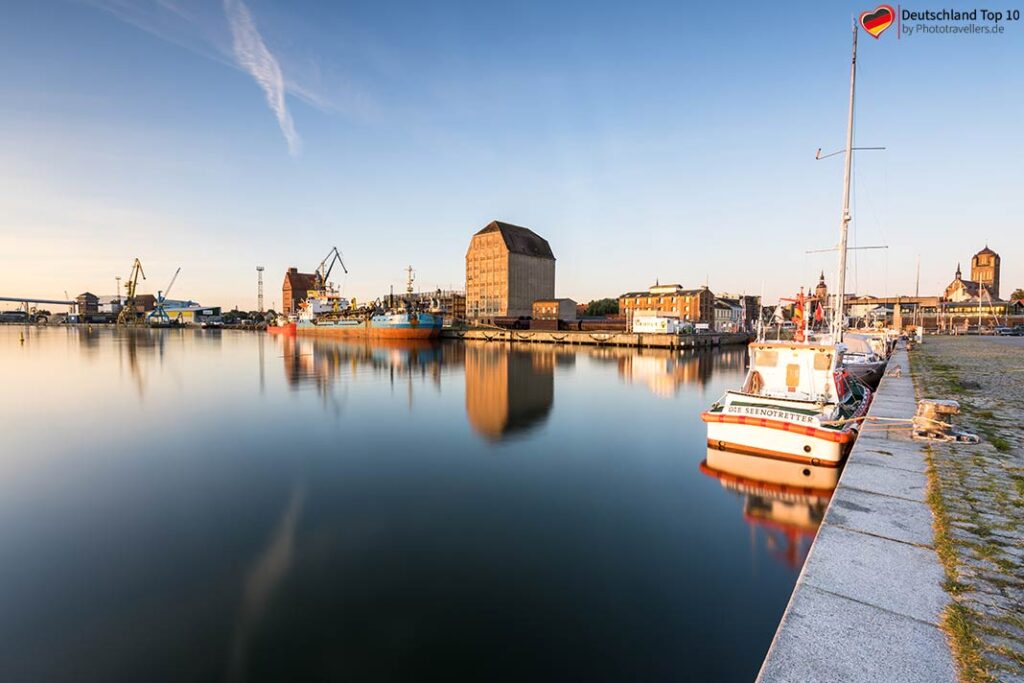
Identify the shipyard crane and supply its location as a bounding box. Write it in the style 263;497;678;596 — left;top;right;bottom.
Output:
314;247;347;292
148;267;181;326
117;258;146;326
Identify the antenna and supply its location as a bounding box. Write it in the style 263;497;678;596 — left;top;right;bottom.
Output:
256;266;265;313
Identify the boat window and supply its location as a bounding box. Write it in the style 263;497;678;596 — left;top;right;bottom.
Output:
814;353;831;371
786;364;800;390
754;350;778;367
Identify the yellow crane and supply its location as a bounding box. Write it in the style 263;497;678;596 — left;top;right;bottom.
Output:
116;258;146;326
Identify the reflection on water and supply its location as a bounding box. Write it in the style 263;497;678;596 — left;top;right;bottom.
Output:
700;449;838;570
227;481;305;682
1;328;818;681
465;342;554;440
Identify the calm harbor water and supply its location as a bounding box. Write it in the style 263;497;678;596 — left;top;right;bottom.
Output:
1;327;824;681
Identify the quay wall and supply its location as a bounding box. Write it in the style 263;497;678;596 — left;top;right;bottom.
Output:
757;346;957;682
441;329;751;349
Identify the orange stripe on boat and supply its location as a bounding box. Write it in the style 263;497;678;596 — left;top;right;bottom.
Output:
700;412;856;443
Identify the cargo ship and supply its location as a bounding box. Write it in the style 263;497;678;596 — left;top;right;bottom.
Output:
267;315;296;335
297;310;442;339
294;263;443;340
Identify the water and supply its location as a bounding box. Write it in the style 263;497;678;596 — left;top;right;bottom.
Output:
0;327;822;681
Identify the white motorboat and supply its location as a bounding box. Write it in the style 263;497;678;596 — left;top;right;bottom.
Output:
701;341;871;467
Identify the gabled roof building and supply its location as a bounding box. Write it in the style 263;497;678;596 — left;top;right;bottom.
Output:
466;220;556;322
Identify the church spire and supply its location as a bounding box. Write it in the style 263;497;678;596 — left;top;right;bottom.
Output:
955;262;962;279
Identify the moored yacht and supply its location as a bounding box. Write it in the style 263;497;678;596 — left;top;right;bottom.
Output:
701;341;871;467
842;333;886;389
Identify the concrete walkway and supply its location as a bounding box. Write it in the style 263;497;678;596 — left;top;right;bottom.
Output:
758;348;957;682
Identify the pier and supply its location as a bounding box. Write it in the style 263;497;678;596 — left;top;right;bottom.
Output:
441;329;751;348
758;345;957;682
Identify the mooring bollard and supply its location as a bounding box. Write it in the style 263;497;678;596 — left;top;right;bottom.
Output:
912;399;979;444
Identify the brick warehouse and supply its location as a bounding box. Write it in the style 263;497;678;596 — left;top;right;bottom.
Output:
282;267;317;315
466;220;555;323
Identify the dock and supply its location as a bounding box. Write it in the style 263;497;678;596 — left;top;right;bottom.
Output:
440;329;751;348
757;345;957;682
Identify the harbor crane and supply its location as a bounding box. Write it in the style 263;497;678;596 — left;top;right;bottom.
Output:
148;267;181;326
117;258;146;326
314;246;347;293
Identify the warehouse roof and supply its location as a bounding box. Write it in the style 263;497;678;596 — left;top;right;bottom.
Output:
474;220;555;260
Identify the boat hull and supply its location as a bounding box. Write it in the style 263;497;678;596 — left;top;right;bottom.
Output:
845;360;885;390
267;322;296;335
704;418;852;466
296;313;442;340
701;386;870;467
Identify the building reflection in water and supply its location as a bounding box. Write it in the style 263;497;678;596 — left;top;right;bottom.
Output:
614;346;744;397
277;336;451;413
464;342;554;441
700;448;838;570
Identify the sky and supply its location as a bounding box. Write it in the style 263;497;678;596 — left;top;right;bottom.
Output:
1;0;1021;310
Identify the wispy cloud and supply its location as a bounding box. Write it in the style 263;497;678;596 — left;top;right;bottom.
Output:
223;0;300;155
81;0;384;129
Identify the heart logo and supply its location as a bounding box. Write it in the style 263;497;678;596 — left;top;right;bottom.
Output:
860;5;895;38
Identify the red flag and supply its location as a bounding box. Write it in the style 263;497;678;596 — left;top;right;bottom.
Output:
815;302;824;322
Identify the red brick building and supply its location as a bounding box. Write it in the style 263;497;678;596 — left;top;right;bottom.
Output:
282;267;317;314
618;283;714;325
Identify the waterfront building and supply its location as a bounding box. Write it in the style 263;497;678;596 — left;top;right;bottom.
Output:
162;305;223;324
532;298;577;322
944;245;1001;301
715;293;761;331
713;298;744;332
75;292;99;315
618;283;714;326
282;267;317;315
465;220;556;323
97;294;122;314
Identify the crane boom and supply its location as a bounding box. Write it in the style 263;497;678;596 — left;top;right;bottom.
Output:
117;258;146;326
164;267;181;300
317;246;347;289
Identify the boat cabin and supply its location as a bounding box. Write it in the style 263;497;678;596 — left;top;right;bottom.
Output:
742;342;845;403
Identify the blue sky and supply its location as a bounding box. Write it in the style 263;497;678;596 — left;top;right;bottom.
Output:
1;0;1021;309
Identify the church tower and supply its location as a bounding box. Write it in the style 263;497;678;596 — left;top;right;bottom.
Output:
970;245;1000;300
814;271;828;302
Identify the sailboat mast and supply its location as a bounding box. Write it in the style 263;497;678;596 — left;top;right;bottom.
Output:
833;22;858;343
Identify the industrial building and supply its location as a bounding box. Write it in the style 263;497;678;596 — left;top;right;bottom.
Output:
466;220;555;323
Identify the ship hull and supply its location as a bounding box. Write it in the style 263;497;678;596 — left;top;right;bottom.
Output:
701;389;870;466
267;322;296;335
296;313;442;339
704;419;852;467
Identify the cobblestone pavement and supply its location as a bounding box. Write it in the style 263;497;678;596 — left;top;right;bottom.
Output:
912;336;1024;682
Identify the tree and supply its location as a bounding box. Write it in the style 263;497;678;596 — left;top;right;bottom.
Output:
584;298;619;316
1011;288;1024;301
